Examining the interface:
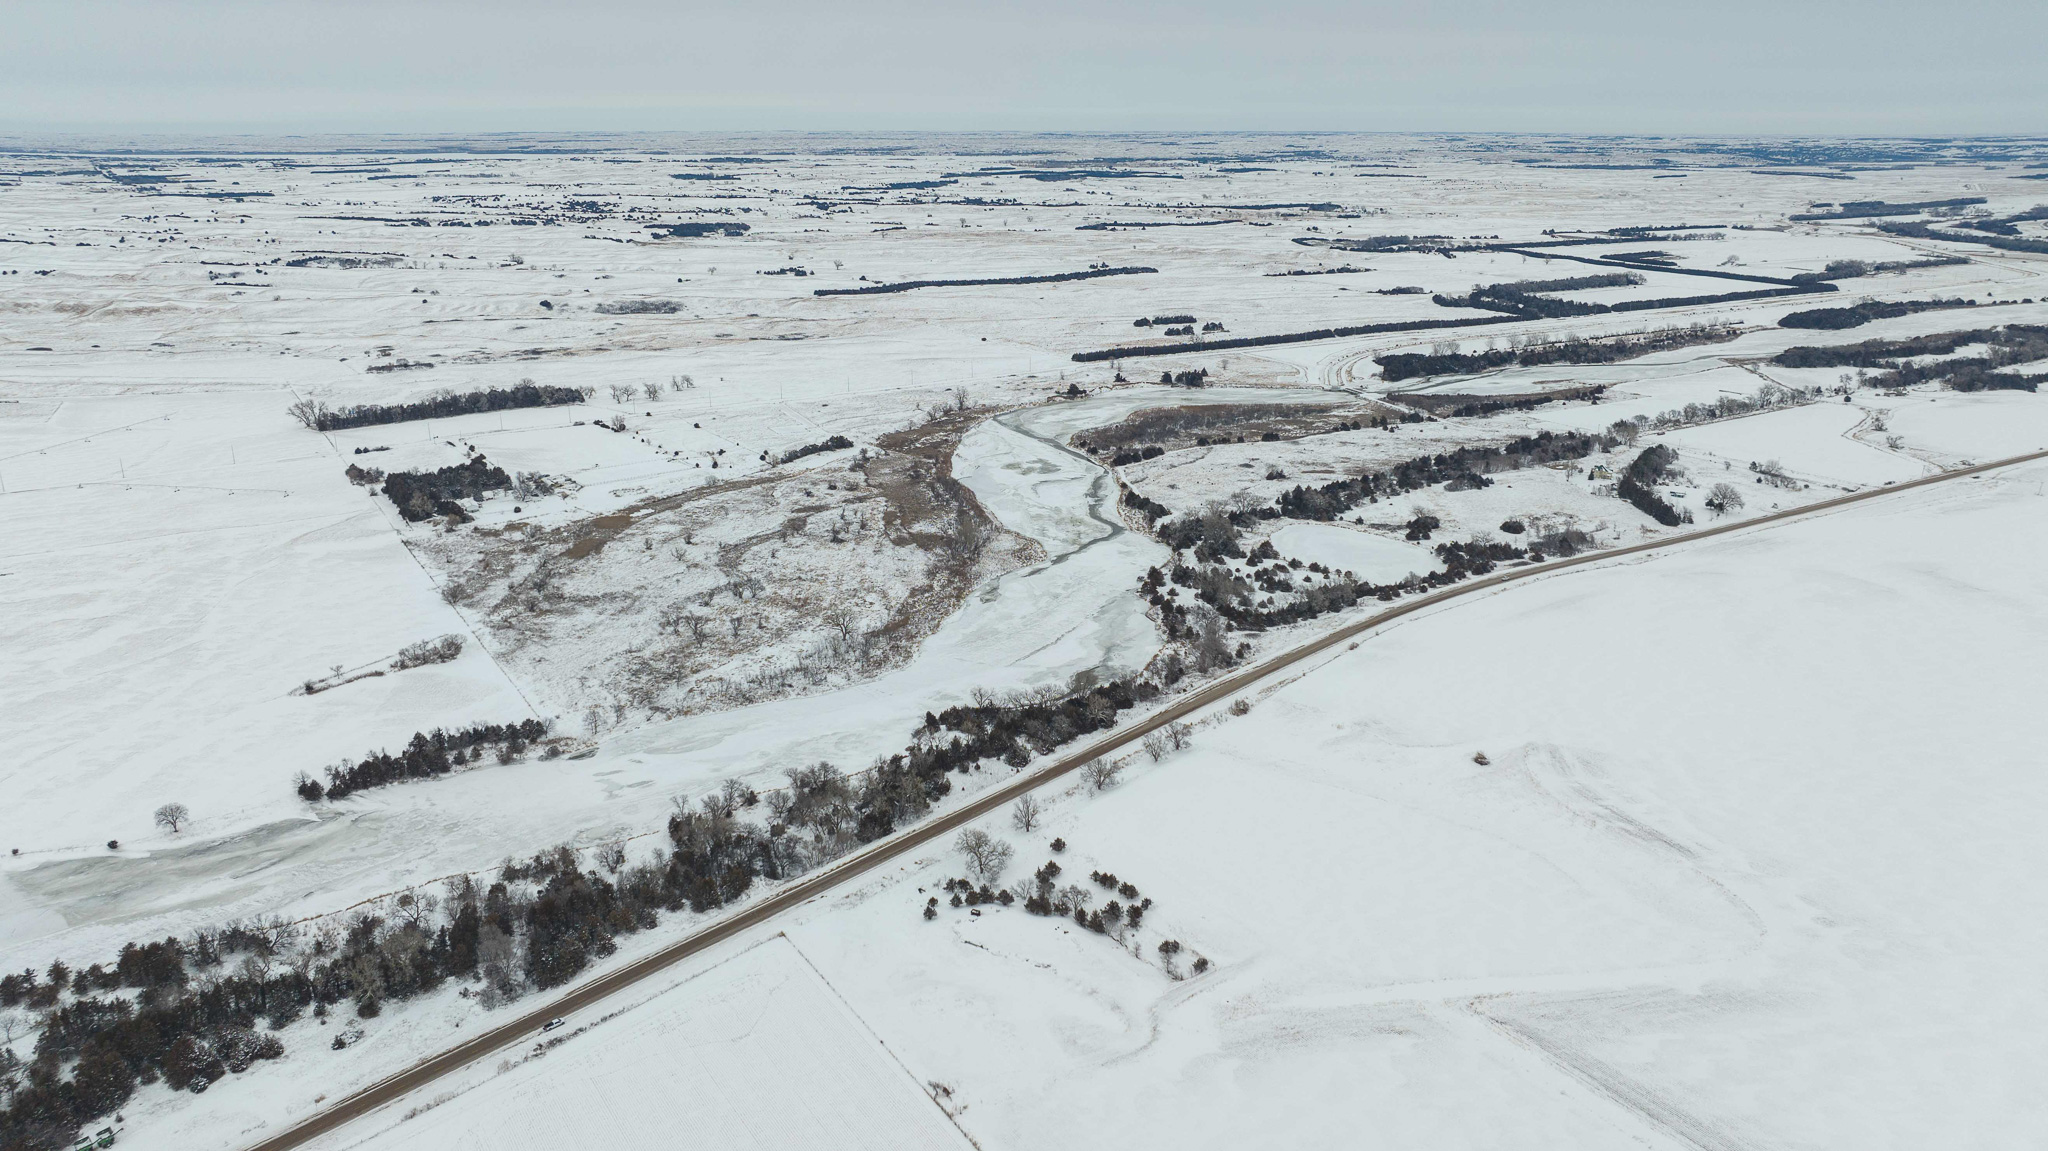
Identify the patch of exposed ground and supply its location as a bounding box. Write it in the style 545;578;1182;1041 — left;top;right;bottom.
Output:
420;407;1041;732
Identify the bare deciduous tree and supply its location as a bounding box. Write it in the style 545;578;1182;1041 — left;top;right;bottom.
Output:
286;398;330;430
596;842;627;873
1192;609;1231;673
1141;731;1169;762
657;602;700;637
477;925;519;1001
943;507;993;565
394;891;439;932
1010;794;1043;833
954;828;1014;884
823;607;860;642
1082;759;1123;791
1705;482;1745;515
154;803;190;834
642;382;662;402
1164;721;1193;751
608;384;636;404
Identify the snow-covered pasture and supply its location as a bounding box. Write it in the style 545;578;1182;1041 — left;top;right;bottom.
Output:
324;937;968;1151
770;456;2048;1150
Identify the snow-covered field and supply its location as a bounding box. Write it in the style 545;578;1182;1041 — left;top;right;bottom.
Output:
315;451;2048;1151
332;937;968;1151
1268;521;1444;582
4;131;2047;1151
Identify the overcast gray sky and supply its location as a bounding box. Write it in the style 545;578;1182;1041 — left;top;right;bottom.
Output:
5;0;2042;136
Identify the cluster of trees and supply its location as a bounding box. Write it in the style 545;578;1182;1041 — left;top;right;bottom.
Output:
1442;279;1830;321
815;266;1156;296
1435;284;1610;319
1489;243;1813;285
390;634;463;670
1788;197;1986;221
1608;285;1824;312
5;664;1203;1151
1157;501;1250;560
1750;459;1799;489
285;254;398;269
1120;482;1172;524
1609;383;1810;436
381;457;512;522
1606;223;1725;235
1294;233;1459;253
605;380;687;404
1133;314;1196;327
300;719;551;801
1019;861;1150;935
1406;392;1586;419
1774;325;2048;391
1078;402;1330;458
1376;323;1738;381
776;434;853;465
1271;430;1618;522
1775;329;1991;369
1141;528;1532;636
928;851;1201;972
1436;278;1829;320
288;382;588;432
1159;369;1209;386
1779;299;1976;330
1791;255;1968;282
0;807;826;1151
1494;272;1643;292
1;934;296;1148
1617;445;1688;527
647;221;749;238
1878;219;2048;257
923;679;1151;771
1956;204;2048;237
1878;326;2048;392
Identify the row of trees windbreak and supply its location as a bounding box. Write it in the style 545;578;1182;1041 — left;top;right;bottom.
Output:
1;666;1174;1150
288;383;589;433
296;719;553;801
1774;324;2048;393
1113;379;1828;638
1374;323;1738;382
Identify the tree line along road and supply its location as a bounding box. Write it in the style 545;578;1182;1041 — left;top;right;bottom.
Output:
241;444;2048;1151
